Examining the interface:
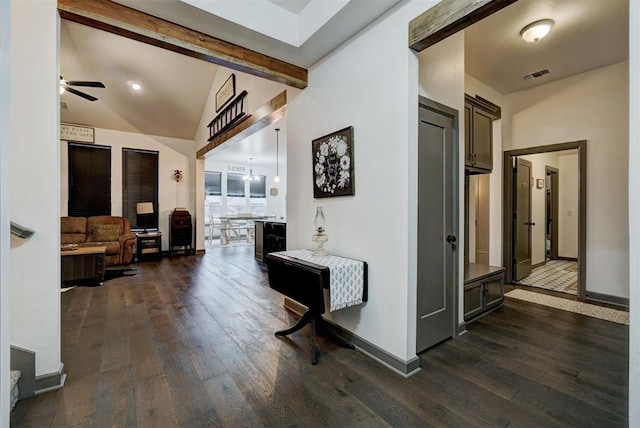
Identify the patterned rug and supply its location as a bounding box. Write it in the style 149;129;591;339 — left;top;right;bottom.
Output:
516;260;578;295
505;289;629;325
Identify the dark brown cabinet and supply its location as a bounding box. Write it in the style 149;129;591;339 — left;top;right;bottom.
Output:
169;209;193;255
463;263;505;322
465;94;500;174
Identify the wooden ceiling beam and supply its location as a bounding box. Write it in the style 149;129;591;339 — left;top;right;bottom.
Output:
57;0;308;89
196;90;287;159
409;0;518;52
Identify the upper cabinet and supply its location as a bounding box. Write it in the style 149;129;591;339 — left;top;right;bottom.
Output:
465;94;501;174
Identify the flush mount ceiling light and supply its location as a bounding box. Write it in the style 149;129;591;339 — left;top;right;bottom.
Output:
130;82;142;91
520;19;555;43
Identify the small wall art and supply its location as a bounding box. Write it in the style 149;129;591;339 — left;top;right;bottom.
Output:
312;126;354;198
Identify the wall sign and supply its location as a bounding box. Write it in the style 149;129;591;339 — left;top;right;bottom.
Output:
215;74;236;112
61;123;94;143
227;164;246;173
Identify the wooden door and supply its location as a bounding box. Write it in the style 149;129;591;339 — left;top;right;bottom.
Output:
513;158;533;281
416;97;457;353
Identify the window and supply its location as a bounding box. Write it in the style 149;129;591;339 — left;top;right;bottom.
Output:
205;171;222;196
122;148;159;230
227;173;245;197
249;175;266;198
249;175;267;215
68;143;111;217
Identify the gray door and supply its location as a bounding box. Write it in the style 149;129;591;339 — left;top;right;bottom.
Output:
416;98;457;353
513;158;533;281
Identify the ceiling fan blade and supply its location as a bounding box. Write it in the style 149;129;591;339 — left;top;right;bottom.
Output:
66;87;98;102
66;81;105;88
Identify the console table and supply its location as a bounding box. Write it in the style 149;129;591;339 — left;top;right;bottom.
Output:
266;250;368;364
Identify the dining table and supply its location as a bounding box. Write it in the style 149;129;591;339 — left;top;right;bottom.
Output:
215;214;276;244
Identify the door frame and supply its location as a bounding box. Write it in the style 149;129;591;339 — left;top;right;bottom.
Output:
417;95;459;349
503;141;587;298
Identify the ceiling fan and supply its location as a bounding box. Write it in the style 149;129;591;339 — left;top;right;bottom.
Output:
59;76;105;102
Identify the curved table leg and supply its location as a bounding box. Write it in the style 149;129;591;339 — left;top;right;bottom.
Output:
275;311;313;337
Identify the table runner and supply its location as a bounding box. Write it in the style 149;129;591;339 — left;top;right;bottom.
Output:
277;249;365;312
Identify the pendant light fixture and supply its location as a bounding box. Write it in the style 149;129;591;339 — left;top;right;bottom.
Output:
244;157;259;181
274;128;281;183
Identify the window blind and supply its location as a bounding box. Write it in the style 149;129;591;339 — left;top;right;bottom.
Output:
122;148;159;229
68;143;111;217
227;173;245;197
205;171;222;195
250;175;266;198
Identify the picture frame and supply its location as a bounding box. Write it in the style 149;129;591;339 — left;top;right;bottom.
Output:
215;74;236;112
312;126;355;198
537;178;545;189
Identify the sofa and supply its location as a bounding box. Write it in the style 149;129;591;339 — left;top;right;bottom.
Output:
61;216;137;266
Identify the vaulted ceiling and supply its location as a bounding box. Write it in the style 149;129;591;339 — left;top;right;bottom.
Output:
60;0;629;166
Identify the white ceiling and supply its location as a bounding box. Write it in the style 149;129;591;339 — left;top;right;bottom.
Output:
60;19;219;140
465;0;628;94
60;0;629;166
111;0;402;68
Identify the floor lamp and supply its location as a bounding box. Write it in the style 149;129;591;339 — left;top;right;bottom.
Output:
136;202;154;233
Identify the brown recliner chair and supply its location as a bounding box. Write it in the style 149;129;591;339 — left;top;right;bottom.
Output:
61;216;137;266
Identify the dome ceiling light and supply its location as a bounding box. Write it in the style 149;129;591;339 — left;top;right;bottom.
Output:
520;19;555;43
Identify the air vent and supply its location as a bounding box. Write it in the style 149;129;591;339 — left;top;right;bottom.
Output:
523;68;551;80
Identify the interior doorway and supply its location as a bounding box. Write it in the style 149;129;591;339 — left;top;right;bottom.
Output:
545;166;559;261
503;141;586;298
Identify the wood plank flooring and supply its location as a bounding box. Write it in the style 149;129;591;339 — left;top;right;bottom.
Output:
11;246;628;427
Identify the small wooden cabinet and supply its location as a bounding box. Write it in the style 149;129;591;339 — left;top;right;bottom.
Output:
136;232;162;262
465;94;500;174
464;263;505;322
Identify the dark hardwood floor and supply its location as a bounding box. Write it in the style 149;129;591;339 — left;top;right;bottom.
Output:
11;246;628;427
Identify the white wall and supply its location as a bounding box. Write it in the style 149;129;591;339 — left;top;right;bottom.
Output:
507;61;629;298
558;154;579;259
61;128;195;250
10;0;61;376
628;1;639;423
193;69;288;251
287;0;439;362
0;0;11;423
204;159;287;220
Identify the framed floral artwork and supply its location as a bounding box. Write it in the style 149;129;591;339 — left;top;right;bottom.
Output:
312;126;355;198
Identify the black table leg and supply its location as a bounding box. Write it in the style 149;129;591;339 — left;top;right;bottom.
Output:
275;310;354;364
275;311;313;336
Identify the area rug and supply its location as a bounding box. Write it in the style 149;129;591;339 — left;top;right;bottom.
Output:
505;289;629;325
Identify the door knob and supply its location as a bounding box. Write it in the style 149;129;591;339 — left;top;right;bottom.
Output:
525;222;536;226
447;235;457;243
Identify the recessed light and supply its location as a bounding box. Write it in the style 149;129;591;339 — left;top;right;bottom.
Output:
130;82;142;91
520;19;554;43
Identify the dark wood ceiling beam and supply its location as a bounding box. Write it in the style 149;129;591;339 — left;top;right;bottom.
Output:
57;0;308;89
409;0;518;52
196;90;287;159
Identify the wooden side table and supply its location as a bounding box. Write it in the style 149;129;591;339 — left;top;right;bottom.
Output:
61;245;106;286
136;232;162;262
